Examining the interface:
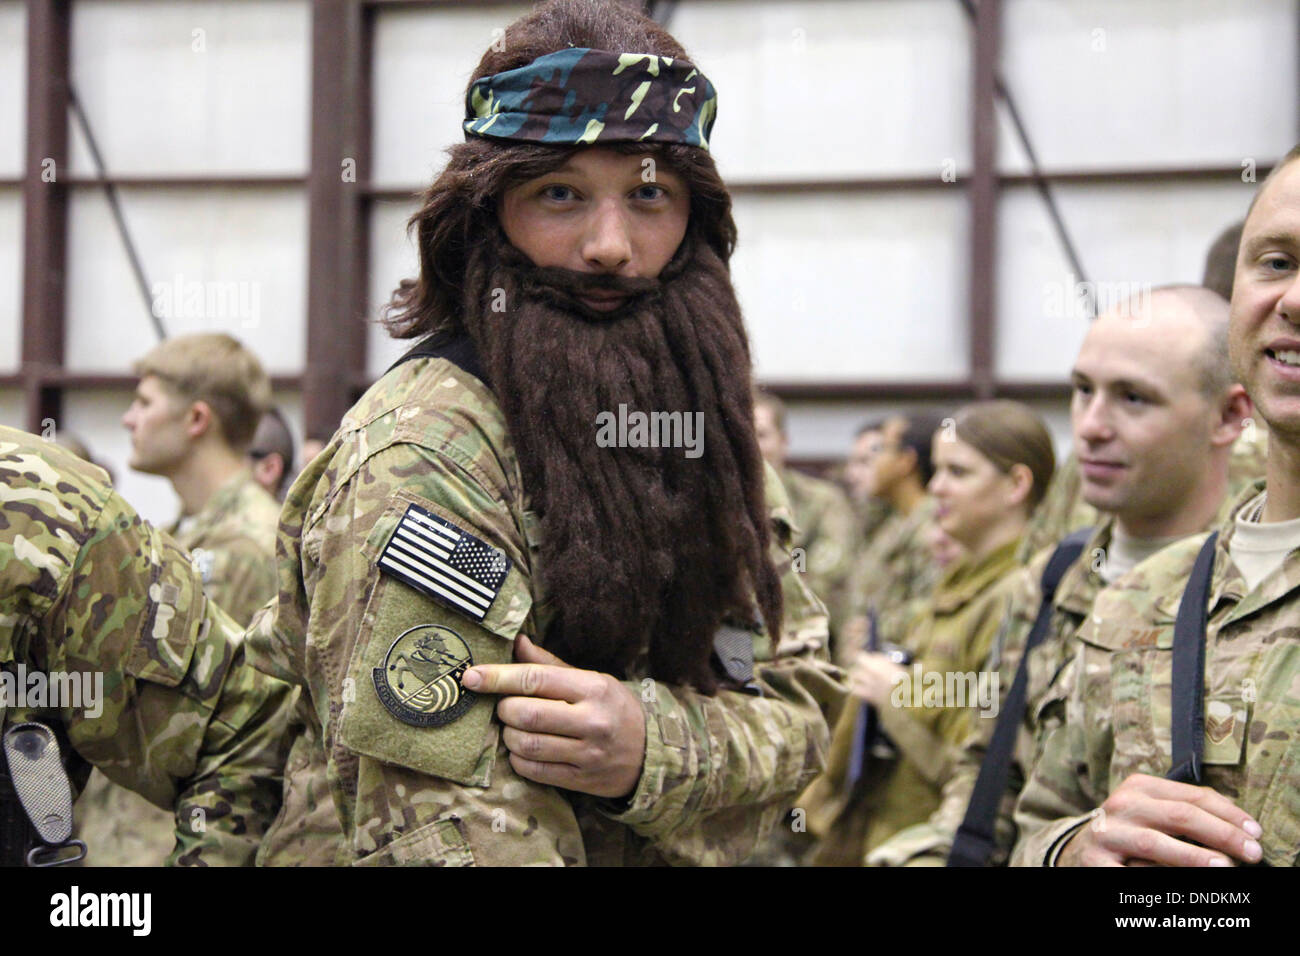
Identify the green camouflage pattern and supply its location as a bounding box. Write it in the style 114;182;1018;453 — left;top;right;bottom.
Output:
780;467;858;651
0;425;293;866
855;497;895;547
1013;479;1300;867
169;469;281;626
77;467;283;865
245;356;841;866
841;498;942;666
868;522;1116;866
874;474;1250;866
1017;426;1268;563
801;537;1023;865
74;774;174;866
465;47;718;150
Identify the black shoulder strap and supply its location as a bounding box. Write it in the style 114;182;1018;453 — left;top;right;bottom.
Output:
387;332;490;391
1167;532;1218;785
846;608;881;788
948;526;1093;867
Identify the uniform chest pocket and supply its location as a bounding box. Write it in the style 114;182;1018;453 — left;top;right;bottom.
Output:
337;492;532;788
1072;622;1166;770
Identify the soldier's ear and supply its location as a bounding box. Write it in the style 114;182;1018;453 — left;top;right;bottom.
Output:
1211;384;1252;449
1004;462;1034;510
250;453;281;490
186;400;216;441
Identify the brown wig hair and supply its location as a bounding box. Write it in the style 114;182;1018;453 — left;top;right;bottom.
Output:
380;0;780;690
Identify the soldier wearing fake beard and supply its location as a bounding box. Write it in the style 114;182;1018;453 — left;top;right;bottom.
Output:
247;0;840;866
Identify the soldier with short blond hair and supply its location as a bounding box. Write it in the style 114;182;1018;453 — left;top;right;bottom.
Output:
81;332;284;866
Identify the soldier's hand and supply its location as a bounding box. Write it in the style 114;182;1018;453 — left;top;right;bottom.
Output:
461;635;647;800
849;651;907;707
1057;773;1264;867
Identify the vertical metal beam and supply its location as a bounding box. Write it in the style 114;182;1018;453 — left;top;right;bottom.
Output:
968;0;1001;400
352;5;374;402
20;0;70;434
304;0;370;441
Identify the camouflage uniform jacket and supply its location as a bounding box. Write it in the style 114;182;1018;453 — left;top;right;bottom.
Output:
246;355;840;866
802;536;1023;864
780;466;857;645
874;487;1245;866
0;426;293;865
868;521;1115;865
855;498;895;548
844;497;941;658
169;468;280;626
79;469;283;864
1013;479;1299;867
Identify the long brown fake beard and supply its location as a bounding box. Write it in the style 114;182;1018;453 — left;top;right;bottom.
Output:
459;229;782;691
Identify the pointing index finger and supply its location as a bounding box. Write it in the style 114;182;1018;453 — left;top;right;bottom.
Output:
462;661;590;702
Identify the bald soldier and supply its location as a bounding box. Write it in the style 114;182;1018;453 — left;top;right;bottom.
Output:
247;0;838;866
1020;222;1266;563
868;285;1253;866
0;426;291;865
1014;145;1300;867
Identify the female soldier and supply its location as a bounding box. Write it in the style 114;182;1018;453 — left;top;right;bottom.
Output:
805;400;1055;864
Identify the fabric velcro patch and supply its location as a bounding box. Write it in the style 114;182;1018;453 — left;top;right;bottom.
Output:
378;503;511;622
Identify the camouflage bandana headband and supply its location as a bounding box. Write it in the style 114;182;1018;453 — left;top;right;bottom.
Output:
464;47;718;150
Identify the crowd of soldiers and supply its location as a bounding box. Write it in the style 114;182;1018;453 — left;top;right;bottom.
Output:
2;0;1298;868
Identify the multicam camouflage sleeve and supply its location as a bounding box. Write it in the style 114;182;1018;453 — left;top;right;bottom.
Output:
598;474;842;865
0;432;294;866
198;536;279;633
245;365;839;865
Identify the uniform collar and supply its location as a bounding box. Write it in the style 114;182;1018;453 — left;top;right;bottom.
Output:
931;536;1022;614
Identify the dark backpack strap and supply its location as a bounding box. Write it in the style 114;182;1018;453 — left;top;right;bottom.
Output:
846;608;881;788
948;527;1093;867
387;331;490;391
1166;532;1219;785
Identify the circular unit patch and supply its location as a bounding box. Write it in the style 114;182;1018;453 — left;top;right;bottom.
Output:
373;624;476;726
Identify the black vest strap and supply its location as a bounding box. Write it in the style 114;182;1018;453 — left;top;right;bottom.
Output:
948;527;1093;867
1167;532;1218;785
846;608;881;787
387;332;490;391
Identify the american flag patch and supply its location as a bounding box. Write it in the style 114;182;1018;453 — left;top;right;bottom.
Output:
377;504;512;621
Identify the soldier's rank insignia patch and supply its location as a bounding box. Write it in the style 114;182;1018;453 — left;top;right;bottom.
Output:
192;548;214;583
373;624;475;726
378;504;511;622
